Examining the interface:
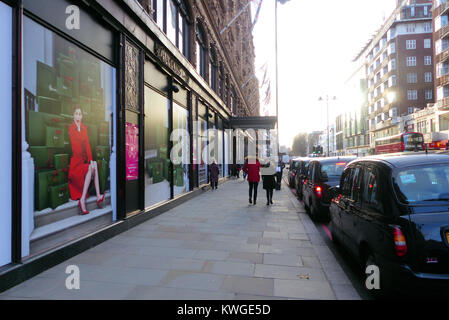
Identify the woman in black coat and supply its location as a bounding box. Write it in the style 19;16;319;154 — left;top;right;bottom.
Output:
262;161;276;205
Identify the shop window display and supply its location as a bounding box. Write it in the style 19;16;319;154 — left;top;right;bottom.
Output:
144;86;170;207
198;118;208;185
0;1;12;267
173;103;189;197
22;16;116;255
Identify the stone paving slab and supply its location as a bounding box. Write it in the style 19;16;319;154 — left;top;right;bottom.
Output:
0;178;360;300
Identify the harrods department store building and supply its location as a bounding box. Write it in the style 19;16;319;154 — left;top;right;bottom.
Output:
0;0;276;291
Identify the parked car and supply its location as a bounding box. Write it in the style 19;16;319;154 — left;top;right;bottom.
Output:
303;157;355;221
329;154;449;297
294;158;311;200
287;157;301;188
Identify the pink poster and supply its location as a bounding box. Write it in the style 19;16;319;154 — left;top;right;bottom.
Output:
126;122;139;181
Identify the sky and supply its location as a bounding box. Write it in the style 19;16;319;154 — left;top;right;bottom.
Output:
250;0;397;148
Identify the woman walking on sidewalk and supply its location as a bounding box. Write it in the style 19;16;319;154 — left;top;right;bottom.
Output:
262;161;276;205
242;157;261;205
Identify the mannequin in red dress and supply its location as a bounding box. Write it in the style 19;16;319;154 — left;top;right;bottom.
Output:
68;107;105;215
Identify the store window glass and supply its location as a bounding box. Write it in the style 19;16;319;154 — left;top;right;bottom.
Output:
198;118;208;185
0;1;12;267
144;86;170;207
224;128;230;177
218;129;223;177
22;16;116;257
173;103;189;196
167;0;177;46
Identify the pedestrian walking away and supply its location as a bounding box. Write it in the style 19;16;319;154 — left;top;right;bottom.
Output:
209;160;219;190
262;161;276;205
242;156;261;205
275;159;285;190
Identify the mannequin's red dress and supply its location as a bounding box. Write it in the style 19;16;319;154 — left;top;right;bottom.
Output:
68;122;93;200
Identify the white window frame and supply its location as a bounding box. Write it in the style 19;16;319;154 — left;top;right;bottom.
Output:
425;72;432;82
407;24;416;33
407;90;418;100
407;73;418;83
424;56;432;65
424;39;431;49
406;40;416;50
425;90;433;100
406;56;417;67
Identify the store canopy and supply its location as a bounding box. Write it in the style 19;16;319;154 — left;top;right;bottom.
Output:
230;116;277;130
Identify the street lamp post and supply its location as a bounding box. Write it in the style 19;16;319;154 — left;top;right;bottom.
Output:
318;95;336;157
275;0;280;157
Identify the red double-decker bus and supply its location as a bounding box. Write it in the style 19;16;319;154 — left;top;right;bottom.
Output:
375;132;425;154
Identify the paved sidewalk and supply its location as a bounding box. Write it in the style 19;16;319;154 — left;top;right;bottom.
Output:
0;178;360;300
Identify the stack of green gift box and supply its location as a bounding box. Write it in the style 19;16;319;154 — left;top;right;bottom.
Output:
27;47;111;211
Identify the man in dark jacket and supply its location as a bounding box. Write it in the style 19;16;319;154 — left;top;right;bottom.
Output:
209;160;219;190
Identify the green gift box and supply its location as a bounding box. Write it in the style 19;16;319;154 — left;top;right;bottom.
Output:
62;124;73;155
148;160;164;184
46;126;65;148
57;77;73;98
86;124;98;152
95;146;110;161
61;97;75;117
79;96;91;116
26;111;65;146
98;134;109;146
36;61;58;99
54;154;69;170
164;159;170;181
37;96;61;115
98;122;109;136
97;160;109;194
47;169;67;186
35;170;52;211
30;147;64;169
174;165;185;187
57;57;77;79
48;183;69;209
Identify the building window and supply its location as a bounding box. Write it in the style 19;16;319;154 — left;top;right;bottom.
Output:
209;46;217;92
408;107;414;114
389;42;396;54
425;90;433;100
179;1;190;59
424;22;432;32
152;0;190;59
407;73;417;83
406;56;417;66
154;0;164;30
196;22;207;79
406;39;416;50
425;72;432;82
424;56;432;65
424;39;431;49
424;6;428;16
406;24;415;33
407;90;418;100
390;58;396;70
